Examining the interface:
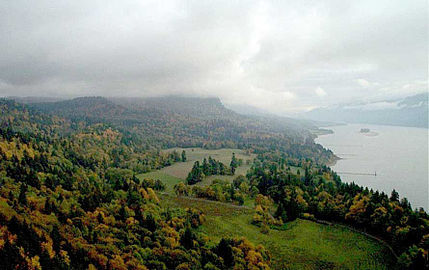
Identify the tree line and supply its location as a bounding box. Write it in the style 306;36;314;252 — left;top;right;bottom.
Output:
186;154;239;185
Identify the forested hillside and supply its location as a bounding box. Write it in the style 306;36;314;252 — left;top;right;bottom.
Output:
0;99;271;269
0;97;427;269
28;96;333;164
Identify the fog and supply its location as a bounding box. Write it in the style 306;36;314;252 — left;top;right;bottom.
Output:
0;0;427;113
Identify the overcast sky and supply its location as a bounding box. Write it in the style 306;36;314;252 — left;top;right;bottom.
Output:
0;0;427;113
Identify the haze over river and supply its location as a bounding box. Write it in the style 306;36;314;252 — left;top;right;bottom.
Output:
315;124;428;210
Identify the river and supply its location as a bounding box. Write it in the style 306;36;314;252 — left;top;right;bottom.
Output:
315;123;428;210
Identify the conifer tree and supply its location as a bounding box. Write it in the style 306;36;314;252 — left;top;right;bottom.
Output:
18;183;28;206
230;153;238;175
181;150;187;162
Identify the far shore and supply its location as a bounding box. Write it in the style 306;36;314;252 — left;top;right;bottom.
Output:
361;131;379;137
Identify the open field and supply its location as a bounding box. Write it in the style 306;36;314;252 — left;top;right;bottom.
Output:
201;216;395;269
162;194;395;270
137;171;183;194
138;148;256;194
160;147;256;184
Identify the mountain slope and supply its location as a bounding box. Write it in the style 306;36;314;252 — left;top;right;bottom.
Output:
111;96;325;141
31;96;128;122
111;96;236;120
20;96;335;164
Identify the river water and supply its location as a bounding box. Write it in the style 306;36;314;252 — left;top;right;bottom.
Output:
315;124;428;210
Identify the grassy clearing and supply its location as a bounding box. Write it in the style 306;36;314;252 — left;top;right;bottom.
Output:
200;216;394;269
138;171;183;194
161;194;394;270
138;148;256;193
160;148;255;185
160;194;252;216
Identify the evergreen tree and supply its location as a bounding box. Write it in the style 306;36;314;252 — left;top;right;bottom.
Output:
216;239;234;267
181;150;187;162
187;161;204;185
18;183;28;206
275;201;288;222
304;167;312;186
208;156;218;174
230;153;238;175
180;227;196;249
202;158;210;175
390;189;399;202
219;162;226;175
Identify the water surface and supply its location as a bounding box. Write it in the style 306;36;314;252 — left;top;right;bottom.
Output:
315;124;428;210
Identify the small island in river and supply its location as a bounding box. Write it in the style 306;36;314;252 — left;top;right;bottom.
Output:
360;128;378;136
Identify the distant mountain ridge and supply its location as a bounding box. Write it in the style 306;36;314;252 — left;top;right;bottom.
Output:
33;96;127;119
225;103;273;116
304;93;428;128
111;96;236;120
17;95;318;135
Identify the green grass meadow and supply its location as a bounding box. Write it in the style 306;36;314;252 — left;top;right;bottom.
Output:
163;194;395;269
137;171;183;194
202;216;395;269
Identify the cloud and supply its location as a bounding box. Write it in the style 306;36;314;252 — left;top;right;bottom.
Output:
356;79;370;87
0;0;427;113
344;101;400;111
315;87;327;97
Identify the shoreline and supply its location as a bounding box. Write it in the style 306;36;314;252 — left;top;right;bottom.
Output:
312;127;341;166
326;156;341;167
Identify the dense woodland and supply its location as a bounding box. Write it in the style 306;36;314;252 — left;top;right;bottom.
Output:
0;97;427;269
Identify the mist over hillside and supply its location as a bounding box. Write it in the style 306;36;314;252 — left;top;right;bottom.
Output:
304;93;428;128
111;96;236;120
